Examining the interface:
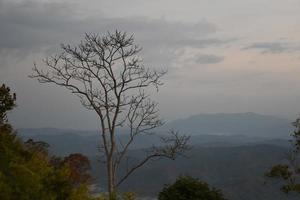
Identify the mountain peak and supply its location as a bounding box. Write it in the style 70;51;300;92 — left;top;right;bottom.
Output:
164;113;292;138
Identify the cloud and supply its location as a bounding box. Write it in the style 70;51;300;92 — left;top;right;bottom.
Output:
1;0;299;129
0;0;231;69
243;42;300;54
0;0;235;129
0;0;78;51
194;54;224;64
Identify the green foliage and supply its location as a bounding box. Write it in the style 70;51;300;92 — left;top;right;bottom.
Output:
266;117;300;194
291;118;300;152
0;84;16;125
0;84;96;200
0;129;98;200
122;192;136;200
158;176;227;200
95;192;136;200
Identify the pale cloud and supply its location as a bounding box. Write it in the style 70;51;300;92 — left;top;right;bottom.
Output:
243;41;300;54
194;54;224;64
0;0;230;70
1;0;300;129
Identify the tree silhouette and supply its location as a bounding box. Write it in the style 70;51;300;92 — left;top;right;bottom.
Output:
0;84;16;126
158;176;227;200
63;153;91;186
266;117;300;194
31;31;189;199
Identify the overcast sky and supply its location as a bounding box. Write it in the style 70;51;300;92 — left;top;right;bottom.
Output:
1;0;300;129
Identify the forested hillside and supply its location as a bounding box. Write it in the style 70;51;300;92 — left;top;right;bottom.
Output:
18;124;297;200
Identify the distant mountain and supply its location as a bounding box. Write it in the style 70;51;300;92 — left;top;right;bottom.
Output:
17;125;298;200
163;112;293;138
18;128;98;136
19;113;294;139
16;112;298;199
18;130;291;157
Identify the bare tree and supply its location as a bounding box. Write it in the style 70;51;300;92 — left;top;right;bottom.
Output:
30;31;189;199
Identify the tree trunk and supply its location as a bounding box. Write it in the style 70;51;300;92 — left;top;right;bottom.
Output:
107;154;115;200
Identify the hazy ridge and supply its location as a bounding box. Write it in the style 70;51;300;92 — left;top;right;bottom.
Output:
17;113;297;200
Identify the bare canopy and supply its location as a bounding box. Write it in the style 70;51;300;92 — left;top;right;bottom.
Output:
30;31;189;199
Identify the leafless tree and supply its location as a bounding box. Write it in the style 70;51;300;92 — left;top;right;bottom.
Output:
30;31;189;199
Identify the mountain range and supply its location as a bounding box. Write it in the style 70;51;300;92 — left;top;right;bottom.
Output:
17;113;298;200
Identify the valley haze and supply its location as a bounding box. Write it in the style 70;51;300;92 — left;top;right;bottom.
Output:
19;112;293;138
17;112;297;200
